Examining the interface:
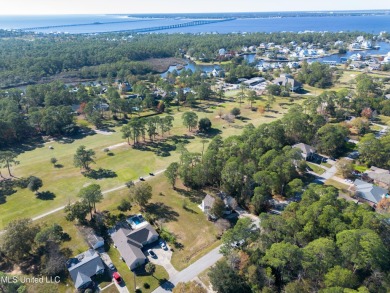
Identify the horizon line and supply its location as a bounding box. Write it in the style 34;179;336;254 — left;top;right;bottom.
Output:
0;9;389;16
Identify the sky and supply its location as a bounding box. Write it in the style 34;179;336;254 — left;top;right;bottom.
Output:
0;0;389;15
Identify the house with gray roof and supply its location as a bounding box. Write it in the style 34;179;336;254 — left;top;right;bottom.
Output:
111;222;158;270
364;166;390;189
352;179;389;206
273;74;302;92
67;249;105;290
292;143;316;160
200;192;237;217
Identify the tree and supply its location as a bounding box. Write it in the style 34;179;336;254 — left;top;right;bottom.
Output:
221;218;255;255
117;199;132;212
316;124;348;157
361;107;373;119
351;117;370;135
285;178;303;197
65;201;90;223
73;145;96;171
78;184;103;217
0;218;40;263
0;151;19;177
247;90;257;109
266;84;281;96
198;118;212;132
50;157;57;167
336;229;388;272
35;223;65;244
130;182;152;209
336;158;354;178
263;242;303;283
230;107;241;117
182;111;198;131
27;176;43;195
209;260;251;293
266;95;276;111
125;180;135;189
121;124;133;144
211;197;225;219
377;198;390;214
0;272;26;293
145;262;156;275
200;139;209;158
324;266;358;288
164;162;180;189
302;238;338;280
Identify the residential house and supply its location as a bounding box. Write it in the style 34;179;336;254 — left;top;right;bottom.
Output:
200;192;237;216
111;222;159;270
292;143;316;160
85;227;105;250
351;179;389;206
67;250;105;290
273;74;303;92
364;167;390;189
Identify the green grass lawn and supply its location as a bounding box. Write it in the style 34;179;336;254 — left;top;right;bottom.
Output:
354;164;369;173
107;245;168;293
321;162;332;168
324;179;350;194
307;162;326;175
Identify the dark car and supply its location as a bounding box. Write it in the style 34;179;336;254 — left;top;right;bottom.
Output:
147;249;157;258
149;172;154;176
113;272;122;284
139;177;145;181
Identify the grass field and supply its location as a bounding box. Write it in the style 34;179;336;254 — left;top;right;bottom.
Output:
0;96;295;229
307;162;326;175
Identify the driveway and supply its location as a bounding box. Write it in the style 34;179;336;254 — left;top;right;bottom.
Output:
98;249;130;293
152;245;223;293
147;243;178;279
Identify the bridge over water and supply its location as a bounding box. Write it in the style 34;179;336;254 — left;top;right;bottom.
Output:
20;18;235;33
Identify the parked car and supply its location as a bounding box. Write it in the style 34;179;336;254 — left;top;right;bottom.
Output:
108;263;116;271
159;241;167;250
113;272;123;284
147;249;157;258
139;177;145;181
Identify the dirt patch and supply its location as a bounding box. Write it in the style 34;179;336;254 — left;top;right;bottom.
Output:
143;57;188;73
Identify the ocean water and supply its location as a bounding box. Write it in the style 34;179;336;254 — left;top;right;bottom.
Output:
0;13;389;34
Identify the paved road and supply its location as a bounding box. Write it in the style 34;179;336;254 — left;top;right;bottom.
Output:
32;169;165;221
152;245;223;293
0;169;166;233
